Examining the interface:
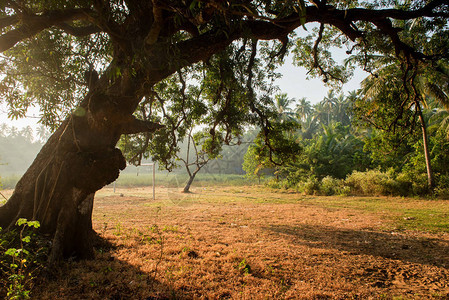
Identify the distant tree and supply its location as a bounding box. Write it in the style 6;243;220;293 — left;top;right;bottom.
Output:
322;90;337;125
180;129;221;193
274;93;296;122
295;97;313;122
0;124;43;174
299;122;368;179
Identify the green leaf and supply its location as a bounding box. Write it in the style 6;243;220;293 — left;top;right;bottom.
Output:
27;220;40;228
5;248;18;257
16;218;27;226
296;0;307;29
22;236;31;243
189;0;198;11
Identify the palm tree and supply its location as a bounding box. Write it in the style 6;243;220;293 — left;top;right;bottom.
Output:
322;90;337;125
419;63;449;138
300;114;320;139
312;101;329;126
333;93;351;126
274;93;296;122
295;97;312;122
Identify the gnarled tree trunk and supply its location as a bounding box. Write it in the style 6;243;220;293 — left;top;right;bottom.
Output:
0;66;161;261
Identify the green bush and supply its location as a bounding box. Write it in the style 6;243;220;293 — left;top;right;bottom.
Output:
434;174;449;199
395;170;428;196
265;178;281;189
345;170;400;196
319;176;345;196
297;176;320;195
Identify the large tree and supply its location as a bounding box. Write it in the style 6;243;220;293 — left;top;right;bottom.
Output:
0;1;447;261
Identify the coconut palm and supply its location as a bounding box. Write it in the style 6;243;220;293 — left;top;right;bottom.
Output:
333;93;352;126
295;97;313;122
274;93;296;122
322;90;337;125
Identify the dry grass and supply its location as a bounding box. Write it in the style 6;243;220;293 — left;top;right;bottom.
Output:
18;186;449;299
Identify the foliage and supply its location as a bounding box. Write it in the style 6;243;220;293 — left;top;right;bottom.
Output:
299;122;369;179
244;82;449;197
118;41;279;179
345;169;402;196
243;118;301;181
242;143;264;182
0;219;47;299
252;91;371;188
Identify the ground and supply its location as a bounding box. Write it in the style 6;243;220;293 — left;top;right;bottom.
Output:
4;186;449;299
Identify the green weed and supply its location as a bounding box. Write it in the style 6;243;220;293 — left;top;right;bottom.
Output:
0;219;47;299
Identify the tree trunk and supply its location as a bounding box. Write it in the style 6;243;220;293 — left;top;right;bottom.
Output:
183;170;199;193
0;113;127;261
0;66;160;261
417;103;434;189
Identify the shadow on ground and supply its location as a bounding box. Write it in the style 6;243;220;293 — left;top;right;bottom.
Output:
32;235;183;300
265;224;449;269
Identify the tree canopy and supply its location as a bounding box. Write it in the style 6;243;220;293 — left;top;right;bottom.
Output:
1;1;448;133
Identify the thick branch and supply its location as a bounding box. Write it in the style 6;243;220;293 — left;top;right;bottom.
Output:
164;2;446;81
120;117;164;135
0;8;94;52
344;0;449;21
57;23;101;37
0;15;18;29
145;0;163;46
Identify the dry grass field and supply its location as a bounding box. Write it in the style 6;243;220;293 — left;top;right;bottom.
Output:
15;186;449;299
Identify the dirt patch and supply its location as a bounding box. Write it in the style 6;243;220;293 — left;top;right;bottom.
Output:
33;186;449;299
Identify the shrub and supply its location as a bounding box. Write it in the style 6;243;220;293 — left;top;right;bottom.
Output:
297;176;320;195
266;178;282;189
434;174;449;199
395;170;428;196
319;176;344;196
345;170;400;196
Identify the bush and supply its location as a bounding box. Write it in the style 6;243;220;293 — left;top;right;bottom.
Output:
345;170;400;196
266;178;282;189
434;174;449;199
395;170;428;196
296;176;320;195
320;176;345;196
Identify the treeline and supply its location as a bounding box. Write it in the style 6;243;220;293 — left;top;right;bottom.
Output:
0;125;49;177
243;90;449;198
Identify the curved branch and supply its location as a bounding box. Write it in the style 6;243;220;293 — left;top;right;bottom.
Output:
57;23;101;37
0;15;19;29
0;8;95;52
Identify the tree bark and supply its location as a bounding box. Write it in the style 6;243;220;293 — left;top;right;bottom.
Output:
0;65;153;261
417;102;434;189
0;114;127;261
183;173;197;193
